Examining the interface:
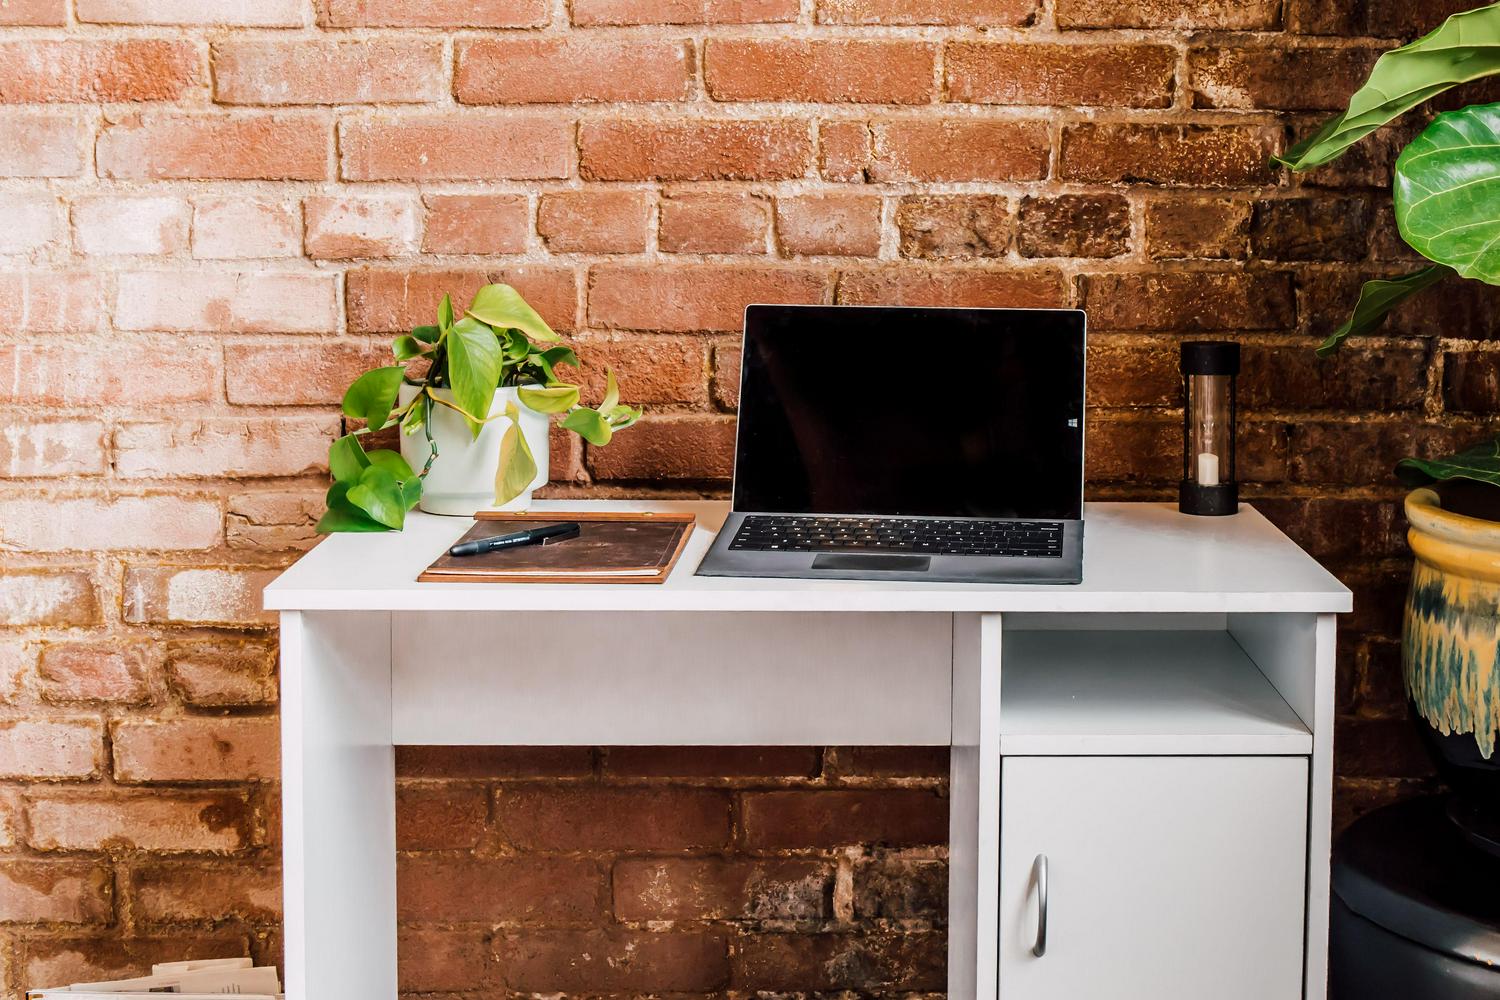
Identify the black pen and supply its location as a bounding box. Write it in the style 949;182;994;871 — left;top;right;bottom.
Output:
449;522;581;557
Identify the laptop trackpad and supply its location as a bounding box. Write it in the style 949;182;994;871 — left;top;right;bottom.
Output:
812;553;931;572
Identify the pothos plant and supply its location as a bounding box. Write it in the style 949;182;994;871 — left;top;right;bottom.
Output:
1275;2;1500;491
316;283;640;533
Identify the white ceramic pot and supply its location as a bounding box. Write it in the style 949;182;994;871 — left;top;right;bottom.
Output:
397;383;549;516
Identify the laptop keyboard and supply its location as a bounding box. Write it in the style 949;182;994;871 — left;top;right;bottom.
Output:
730;515;1066;558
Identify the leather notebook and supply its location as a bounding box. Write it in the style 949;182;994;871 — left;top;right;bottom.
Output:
418;511;696;585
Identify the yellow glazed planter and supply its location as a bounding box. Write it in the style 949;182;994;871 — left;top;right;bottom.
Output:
1403;487;1500;759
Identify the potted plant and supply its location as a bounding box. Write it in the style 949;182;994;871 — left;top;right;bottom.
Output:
316;283;639;532
1276;4;1500;846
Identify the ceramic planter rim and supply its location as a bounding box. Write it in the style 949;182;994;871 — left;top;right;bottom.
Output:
1406;486;1500;582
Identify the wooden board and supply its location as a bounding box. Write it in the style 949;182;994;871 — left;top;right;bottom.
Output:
417;510;694;585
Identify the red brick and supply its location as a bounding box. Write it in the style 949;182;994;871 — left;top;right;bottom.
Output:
733;931;945;990
501;929;729;992
742;789;947;849
0;860;113;923
853;857;948;920
588;263;827;332
340;115;571;181
320;0;547;26
423;195;529;255
79;0;304;24
21;936;250;993
192;196;301;259
25;792;254;853
706;40;935;104
0;40;200;103
589;415;737;480
1086;336;1178;408
836;746;949;777
537;190;648;254
1191;46;1384;112
346;267;578;333
98;113;329;181
0;719;102;780
947;42;1175;108
819;119;871;181
572;0;796;24
0;0;65;24
0;420;107;478
164;639;278;708
1445;351;1500;414
0;571;99;627
115;271;338;332
121;566;283;626
130;863;280;923
0;191;59;252
603;746;822;778
0;496;221;552
1060;123;1278;187
837;266;1066;309
458;38;692;104
571;334;709;406
580;119;812;181
214;39;441;106
39;644;154;706
1018;194;1131;258
897;195;1011;259
1146;197;1250;260
1057;0;1279;29
396;783;487;851
112;718;279;783
659;192;770;254
0;111;86;176
0;273;99;331
398;928;494;992
1256;497;1406;564
776;194;882;256
74;195;190;257
225;339;387;407
1251;197;1370;262
395;745;593;778
494;786;731;851
712;342;741;406
0;342;216;405
614;857;832;921
397;856;604;922
304;195;419;259
870;119;1049;182
1289;421;1470;487
1078;271;1294;331
820;0;1035;23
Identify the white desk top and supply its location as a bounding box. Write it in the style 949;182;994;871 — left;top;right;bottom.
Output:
264;500;1350;614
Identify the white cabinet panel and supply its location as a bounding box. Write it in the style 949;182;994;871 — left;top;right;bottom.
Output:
999;756;1307;1000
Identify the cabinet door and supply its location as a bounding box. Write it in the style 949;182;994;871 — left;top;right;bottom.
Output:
999;756;1307;1000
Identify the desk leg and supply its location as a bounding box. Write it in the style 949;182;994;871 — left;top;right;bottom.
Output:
950;613;1002;1000
280;611;396;1000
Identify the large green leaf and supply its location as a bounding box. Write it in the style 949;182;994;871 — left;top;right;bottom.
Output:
517;384;580;414
328;433;371;485
1315;265;1454;356
495;402;538;507
1395;103;1500;282
316;482;387;533
444;316;503;437
1398;437;1500;488
342;366;406;431
467;283;560;342
562;406;613;446
1275;4;1500;171
347;466;408;529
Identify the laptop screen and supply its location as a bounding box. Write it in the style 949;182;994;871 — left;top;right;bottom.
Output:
732;305;1085;520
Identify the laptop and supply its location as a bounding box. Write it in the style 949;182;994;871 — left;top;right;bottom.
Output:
695;304;1085;585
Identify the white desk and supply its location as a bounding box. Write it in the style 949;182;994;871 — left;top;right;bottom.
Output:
266;500;1350;1000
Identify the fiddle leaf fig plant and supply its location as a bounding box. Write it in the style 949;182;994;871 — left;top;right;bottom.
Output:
316;284;640;533
1275;2;1500;489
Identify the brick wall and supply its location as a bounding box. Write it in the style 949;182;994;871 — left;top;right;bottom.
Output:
0;0;1488;992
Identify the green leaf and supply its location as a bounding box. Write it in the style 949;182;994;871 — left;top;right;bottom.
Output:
531;345;578;383
342;366;406;431
1315;265;1454;357
316;482;388;533
401;475;422;511
605;404;642;430
518;384;581;414
444;316;503;437
495;401;539;507
366;448;416;480
328;434;371;485
562;406;613;446
393;335;429;360
467;283;560;342
1275;4;1500;170
1398;437;1500;488
503;329;531;362
437;294;454;334
600;368;620;414
347;466;408;530
412;324;440;344
1395;102;1500;283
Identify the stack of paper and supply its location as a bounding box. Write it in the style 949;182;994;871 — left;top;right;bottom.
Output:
27;957;282;999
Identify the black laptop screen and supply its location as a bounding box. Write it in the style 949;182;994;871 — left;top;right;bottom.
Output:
732;305;1085;520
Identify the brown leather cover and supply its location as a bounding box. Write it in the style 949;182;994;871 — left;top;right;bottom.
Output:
418;511;695;584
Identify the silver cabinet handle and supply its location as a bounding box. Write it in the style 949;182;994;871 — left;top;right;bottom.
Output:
1031;854;1049;957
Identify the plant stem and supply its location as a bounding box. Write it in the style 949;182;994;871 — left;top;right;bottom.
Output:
420;393;438;477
